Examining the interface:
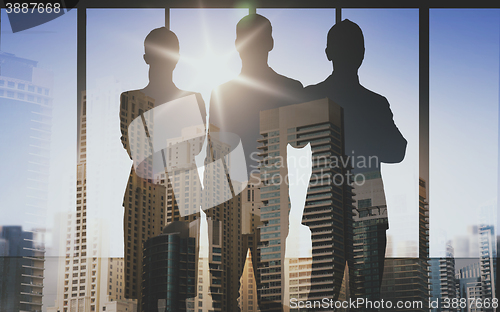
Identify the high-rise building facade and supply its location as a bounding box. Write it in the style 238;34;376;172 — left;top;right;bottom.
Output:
258;98;353;311
0;226;44;312
49;92;104;312
120;90;167;303
284;257;312;312
142;222;196;312
456;262;482;312
429;243;456;312
188;217;223;312
352;172;388;302
240;173;263;310
479;224;496;311
239;249;261;312
48;92;136;312
380;178;430;311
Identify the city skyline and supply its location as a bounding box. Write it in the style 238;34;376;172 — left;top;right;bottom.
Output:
0;5;499;312
2;8;497;259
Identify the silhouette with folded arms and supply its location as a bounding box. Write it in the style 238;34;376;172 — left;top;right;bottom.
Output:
119;27;206;311
304;19;407;306
209;14;304;312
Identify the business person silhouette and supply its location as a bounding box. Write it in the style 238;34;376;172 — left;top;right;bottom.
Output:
209;14;304;312
304;19;407;306
119;27;206;311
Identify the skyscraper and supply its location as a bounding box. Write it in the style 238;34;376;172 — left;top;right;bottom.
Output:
240;173;263;311
258;98;353;311
351;172;388;302
479;224;496;311
380;178;430;311
0;226;44;312
284;257;312;312
48;92;136;312
142;222;196;312
429;243;456;312
456;262;482;312
239;249;261;312
48;92;103;312
119;90;167;303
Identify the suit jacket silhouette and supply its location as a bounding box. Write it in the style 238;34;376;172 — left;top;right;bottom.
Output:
305;74;406;174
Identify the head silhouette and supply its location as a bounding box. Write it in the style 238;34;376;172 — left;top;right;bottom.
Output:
235;14;273;66
143;27;180;74
326;19;365;73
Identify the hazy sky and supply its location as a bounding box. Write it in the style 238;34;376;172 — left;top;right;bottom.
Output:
0;9;77;236
429;9;499;257
0;8;498;260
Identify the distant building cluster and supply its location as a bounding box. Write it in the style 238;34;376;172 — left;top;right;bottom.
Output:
430;225;497;312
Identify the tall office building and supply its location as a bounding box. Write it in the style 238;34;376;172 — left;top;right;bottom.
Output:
49;92;136;312
120;90;167;303
351;172;388;302
257;98;353;311
102;258;137;312
191;217;224;312
142;222;196;312
239;249;261;312
452;206;496;311
179;217;225;312
0;226;44;312
429;243;456;312
380;178;430;311
479;224;496;311
49;92;102;312
283;257;312;312
239;173;263;311
456;262;481;312
141;211;226;312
